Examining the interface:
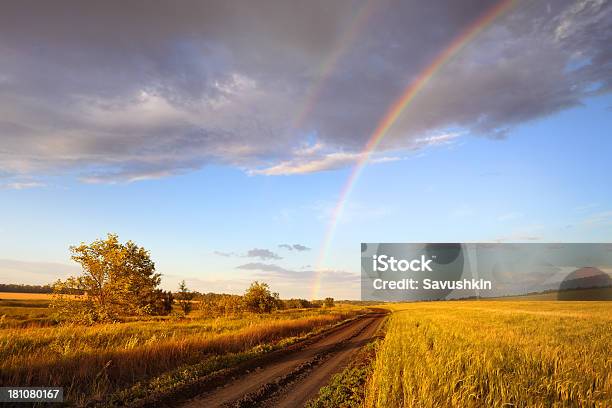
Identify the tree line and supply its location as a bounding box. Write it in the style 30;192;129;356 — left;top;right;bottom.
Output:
0;283;83;294
49;234;334;324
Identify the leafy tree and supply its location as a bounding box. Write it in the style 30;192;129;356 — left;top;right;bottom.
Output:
200;293;244;316
284;298;314;309
150;289;174;315
324;297;335;308
219;294;245;315
243;281;281;313
311;299;324;308
50;234;163;323
175;280;194;315
50;278;105;325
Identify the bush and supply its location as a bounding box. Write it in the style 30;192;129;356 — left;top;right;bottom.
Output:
243;281;281;313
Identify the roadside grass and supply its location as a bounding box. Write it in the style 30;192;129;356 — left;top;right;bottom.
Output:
365;301;612;407
105;348;264;406
105;315;362;406
1;306;362;405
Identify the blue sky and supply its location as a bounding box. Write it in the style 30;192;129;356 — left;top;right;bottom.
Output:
2;94;610;298
0;0;611;298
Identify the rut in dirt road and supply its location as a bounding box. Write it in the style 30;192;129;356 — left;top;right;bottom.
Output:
258;314;383;408
180;312;386;408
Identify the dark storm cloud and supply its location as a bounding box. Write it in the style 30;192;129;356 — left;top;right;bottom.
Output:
0;0;610;182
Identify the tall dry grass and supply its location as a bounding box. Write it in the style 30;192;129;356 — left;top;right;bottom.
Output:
365;301;612;407
1;308;358;404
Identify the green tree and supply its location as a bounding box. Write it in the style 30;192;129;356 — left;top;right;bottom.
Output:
283;298;313;309
323;297;335;308
200;293;244;316
243;281;280;313
50;233;162;323
150;289;174;315
176;280;194;315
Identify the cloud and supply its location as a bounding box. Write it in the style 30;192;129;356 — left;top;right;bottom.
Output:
253;152;362;176
250;140;404;175
245;248;282;260
235;262;358;284
213;251;237;257
215;248;283;259
161;274;252;294
169;262;359;298
0;259;79;285
237;262;290;274
1;181;45;190
279;244;311;251
413;132;462;147
581;211;612;226
0;0;610;182
250;133;453;176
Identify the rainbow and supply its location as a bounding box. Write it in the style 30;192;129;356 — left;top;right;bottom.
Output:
310;0;515;299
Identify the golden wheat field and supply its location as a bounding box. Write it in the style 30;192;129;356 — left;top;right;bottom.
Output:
365;301;612;407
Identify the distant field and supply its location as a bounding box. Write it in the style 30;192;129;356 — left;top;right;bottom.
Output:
0;297;54;328
365;301;612;407
0;292;54;300
496;286;612;301
0;293;85;328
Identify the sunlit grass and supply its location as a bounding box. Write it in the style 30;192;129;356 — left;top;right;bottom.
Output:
0;292;55;300
365;301;612;407
1;305;361;404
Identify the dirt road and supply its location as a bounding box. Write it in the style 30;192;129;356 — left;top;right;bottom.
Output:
180;311;386;408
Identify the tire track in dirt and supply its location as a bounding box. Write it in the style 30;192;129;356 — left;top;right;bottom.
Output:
259;313;384;408
180;311;386;408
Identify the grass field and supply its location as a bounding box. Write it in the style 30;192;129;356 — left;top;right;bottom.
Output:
0;297;55;328
0;296;362;405
0;292;54;300
0;292;88;328
3;293;611;407
365;301;612;407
